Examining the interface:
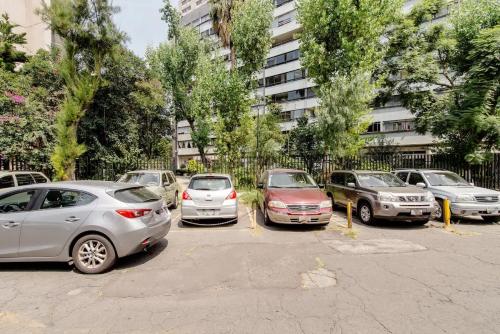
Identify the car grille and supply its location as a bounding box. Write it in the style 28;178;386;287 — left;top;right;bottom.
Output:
398;195;426;202
475;195;499;203
287;204;319;212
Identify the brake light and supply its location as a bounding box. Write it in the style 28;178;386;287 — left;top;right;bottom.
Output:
226;190;237;200
182;191;192;200
116;209;152;218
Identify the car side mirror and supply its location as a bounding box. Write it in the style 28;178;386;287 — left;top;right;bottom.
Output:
318;183;325;189
257;183;264;189
347;182;356;188
416;182;426;188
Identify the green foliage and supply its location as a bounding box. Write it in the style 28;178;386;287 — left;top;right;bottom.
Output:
0;13;27;71
231;0;274;78
376;0;500;163
186;159;205;174
239;189;264;208
39;0;124;180
0;50;63;171
287;115;324;173
160;0;181;40
252;105;285;162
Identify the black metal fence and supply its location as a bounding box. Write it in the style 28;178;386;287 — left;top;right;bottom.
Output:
3;153;500;190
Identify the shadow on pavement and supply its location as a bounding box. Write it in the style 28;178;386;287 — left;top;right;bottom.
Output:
0;261;72;272
115;239;169;270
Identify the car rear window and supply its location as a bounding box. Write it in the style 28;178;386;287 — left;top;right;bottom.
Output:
112;187;161;203
0;175;15;189
32;173;48;183
189;177;231;190
119;173;160;186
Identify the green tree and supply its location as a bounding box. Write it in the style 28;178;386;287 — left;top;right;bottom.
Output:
297;0;400;157
252;104;285;163
0;13;27;71
39;0;124;180
288;115;325;174
376;0;500;163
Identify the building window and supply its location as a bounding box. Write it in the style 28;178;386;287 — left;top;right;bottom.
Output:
384;120;415;132
274;0;293;7
265;50;300;68
182;6;191;13
270;87;316;103
366;122;381;133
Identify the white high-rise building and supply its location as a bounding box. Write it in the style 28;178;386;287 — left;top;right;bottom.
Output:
175;0;436;168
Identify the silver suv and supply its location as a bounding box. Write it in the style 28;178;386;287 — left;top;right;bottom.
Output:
395;169;500;223
325;170;436;225
0;171;50;189
118;170;179;209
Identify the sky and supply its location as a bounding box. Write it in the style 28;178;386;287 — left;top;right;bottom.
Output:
113;0;177;58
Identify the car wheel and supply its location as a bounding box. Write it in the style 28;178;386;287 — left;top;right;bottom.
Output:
357;201;374;225
263;206;271;226
435;199;444;222
72;234;116;274
482;216;500;223
170;192;178;209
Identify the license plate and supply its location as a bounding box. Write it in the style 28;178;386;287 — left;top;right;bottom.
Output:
202;210;216;216
411;209;423;216
298;216;310;223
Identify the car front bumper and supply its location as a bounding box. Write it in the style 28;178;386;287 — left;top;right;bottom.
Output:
372;201;436;221
181;199;238;223
451;202;500;217
267;209;332;225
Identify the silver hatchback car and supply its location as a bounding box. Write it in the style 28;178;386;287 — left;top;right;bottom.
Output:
181;174;238;225
0;181;171;274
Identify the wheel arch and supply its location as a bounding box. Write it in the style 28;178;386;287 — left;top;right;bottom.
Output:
69;230;118;259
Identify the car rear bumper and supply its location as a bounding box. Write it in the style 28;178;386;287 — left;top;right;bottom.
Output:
267;209;332;225
181;200;238;221
118;217;171;257
451;202;500;217
373;200;436;221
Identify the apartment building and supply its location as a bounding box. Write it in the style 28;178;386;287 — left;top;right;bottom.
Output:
0;0;54;55
175;0;437;167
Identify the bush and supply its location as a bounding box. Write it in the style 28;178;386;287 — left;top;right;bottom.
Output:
187;159;205;174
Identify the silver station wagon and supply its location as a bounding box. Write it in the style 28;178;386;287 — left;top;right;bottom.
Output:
325;170;436;225
0;181;171;274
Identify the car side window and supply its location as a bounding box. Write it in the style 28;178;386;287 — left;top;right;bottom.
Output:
330;173;344;185
396;172;409;183
40;190;95;210
162;173;169;185
0;175;15;189
345;173;357;186
0;190;37;213
32;173;48;183
169;172;177;182
408;172;425;185
16;174;35;186
167;173;175;185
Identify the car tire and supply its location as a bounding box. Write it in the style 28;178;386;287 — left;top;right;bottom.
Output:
72;234;116;274
263;206;271;226
357;201;374;225
435;199;444;222
327;193;335;208
482;216;500;223
170;192;178;210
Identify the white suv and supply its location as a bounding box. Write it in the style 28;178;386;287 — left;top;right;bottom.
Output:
395;169;500;223
0;171;50;190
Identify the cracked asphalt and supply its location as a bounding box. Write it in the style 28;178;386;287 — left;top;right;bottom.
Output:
1;183;500;333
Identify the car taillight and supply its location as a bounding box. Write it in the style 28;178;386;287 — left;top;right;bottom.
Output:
182;191;192;200
226;190;237;200
116;209;152;219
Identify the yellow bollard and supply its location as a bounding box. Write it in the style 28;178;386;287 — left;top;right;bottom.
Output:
347;201;353;229
443;198;451;227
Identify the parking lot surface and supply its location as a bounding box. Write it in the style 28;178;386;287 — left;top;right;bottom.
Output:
1;182;500;333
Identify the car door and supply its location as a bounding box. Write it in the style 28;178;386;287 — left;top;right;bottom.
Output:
0;189;39;258
330;173;346;205
18;189;97;258
343;173;359;205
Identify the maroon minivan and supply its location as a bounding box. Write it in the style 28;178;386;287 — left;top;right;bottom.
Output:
258;169;332;226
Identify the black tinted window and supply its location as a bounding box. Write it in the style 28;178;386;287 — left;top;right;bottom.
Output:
167;173;175;184
396;172;409;182
0;175;15;189
41;190;95;209
32;174;48;183
0;190;36;213
345;173;357;186
330;173;344;185
16;174;34;186
408;173;425;185
189;177;231;190
113;187;160;203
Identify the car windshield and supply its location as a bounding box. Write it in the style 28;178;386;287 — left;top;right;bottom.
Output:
189;177;231;191
423;172;470;186
269;172;318;188
119;173;160;186
357;173;406;187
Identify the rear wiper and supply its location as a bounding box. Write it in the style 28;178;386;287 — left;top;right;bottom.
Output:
194;188;211;190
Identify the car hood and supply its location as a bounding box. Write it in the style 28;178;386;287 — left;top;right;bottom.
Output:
267;188;328;204
429;185;500;196
367;186;427;194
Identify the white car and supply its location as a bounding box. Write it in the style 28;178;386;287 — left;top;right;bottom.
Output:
0;171;50;189
395;169;500;223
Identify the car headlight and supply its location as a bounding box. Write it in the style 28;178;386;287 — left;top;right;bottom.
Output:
455;194;475;202
268;200;287;209
378;193;397;202
425;191;435;202
320;200;332;209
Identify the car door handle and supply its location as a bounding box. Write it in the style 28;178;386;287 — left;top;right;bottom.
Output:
65;216;81;223
2;221;19;228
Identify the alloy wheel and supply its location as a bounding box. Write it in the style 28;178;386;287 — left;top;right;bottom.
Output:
78;240;107;269
360;205;371;223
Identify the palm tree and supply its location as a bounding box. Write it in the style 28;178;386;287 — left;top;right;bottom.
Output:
209;0;237;69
